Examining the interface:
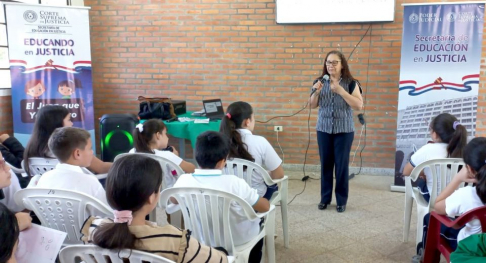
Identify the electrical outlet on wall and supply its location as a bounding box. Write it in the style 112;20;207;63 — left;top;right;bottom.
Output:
274;126;283;132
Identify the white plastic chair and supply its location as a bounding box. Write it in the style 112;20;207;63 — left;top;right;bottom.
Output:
6;161;28;177
59;245;176;263
224;158;289;248
115;152;184;189
22;158;58;187
22;158;107;187
14;188;113;246
403;158;465;245
114;152;184;226
23;157;59;175
160;187;276;263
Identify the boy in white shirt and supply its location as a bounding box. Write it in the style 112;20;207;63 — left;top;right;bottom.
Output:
173;131;270;262
35;127;108;207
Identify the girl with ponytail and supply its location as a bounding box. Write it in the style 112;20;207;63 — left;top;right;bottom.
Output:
131;119;195;174
81;155;228;263
415;137;486;260
403;113;468;202
220;101;284;200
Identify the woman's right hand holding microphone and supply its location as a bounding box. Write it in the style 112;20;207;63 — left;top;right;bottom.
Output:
312;81;323;95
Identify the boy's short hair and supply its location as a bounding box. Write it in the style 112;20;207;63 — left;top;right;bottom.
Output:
195;131;230;169
48;127;91;162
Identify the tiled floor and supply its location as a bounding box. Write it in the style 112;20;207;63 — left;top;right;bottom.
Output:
271;173;418;263
157;173;425;263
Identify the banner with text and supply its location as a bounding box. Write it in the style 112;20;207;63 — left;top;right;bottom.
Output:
394;3;484;187
6;4;95;147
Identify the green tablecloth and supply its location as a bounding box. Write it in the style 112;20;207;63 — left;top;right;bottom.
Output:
142;112;221;149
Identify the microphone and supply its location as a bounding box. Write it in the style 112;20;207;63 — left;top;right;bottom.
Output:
310;74;329;96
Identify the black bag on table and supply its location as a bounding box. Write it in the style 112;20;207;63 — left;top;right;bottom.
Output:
138;96;176;120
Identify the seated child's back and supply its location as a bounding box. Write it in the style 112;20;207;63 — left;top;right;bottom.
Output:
83;154;228;263
36;127;107;206
173;131;270;246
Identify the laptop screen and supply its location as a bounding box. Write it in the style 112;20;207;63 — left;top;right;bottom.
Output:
203;99;224;117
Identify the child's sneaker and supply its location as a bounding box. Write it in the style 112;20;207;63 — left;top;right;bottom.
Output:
411;242;424;263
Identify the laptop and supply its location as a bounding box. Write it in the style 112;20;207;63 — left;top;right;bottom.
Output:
202;99;225;121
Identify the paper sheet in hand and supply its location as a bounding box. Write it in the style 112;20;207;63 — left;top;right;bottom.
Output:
15;224;67;263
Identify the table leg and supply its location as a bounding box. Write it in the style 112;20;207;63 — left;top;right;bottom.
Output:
179;138;185;159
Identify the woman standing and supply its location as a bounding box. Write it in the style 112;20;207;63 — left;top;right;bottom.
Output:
309;50;363;213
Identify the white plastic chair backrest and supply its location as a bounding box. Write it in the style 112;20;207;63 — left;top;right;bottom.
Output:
59;245;176;263
24;157;59;176
115;152;184;189
14;188;113;245
224;158;275;186
410;158;465;207
160;187;261;256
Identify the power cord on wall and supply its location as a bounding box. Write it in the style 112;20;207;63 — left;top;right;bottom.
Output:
349;24;372;179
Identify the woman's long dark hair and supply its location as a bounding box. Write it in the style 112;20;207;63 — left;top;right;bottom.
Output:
24;105;70;175
463;137;486;203
133;119;166;154
318;50;355;81
430;113;467;158
0;203;19;263
219;101;255;162
92;155;163;250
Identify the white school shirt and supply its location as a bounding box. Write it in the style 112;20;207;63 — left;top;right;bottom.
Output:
173;169;261;246
35;163;109;215
410;143;448;194
237;129;282;196
129;148;183;165
445;186;485;242
0;170;24;212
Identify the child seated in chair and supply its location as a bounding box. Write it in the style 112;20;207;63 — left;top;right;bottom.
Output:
0;203;23;263
173;131;270;262
413;137;486;262
35;127;108;207
220;101;284;200
81;154;229;263
130;119;195;174
0;152;32;229
0;134;27;188
402;113;467;203
24;105;112;180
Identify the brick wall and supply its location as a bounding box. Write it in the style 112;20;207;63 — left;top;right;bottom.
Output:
1;0;485;170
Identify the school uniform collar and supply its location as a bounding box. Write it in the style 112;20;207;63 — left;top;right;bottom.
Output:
237;128;253;135
56;163;85;174
192;169;222;176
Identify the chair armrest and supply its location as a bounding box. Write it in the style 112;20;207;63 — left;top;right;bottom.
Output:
263;175;288;186
255;204;276;219
430;212;455;227
7;162;26;174
166;203;180;214
431;206;486;230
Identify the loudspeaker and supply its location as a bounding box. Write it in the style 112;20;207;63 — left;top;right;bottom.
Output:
100;114;138;162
